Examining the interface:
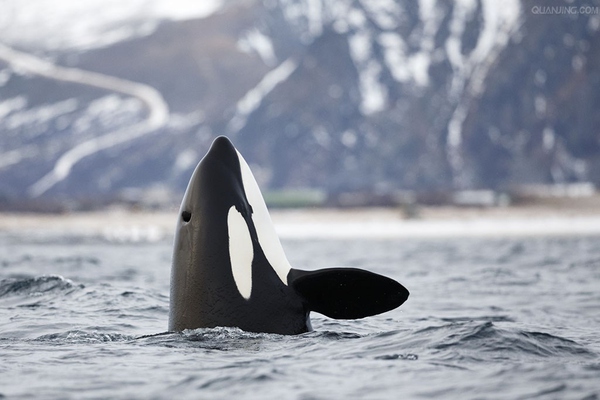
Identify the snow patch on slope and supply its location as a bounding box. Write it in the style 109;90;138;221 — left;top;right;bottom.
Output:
445;0;521;187
0;0;224;51
238;29;278;67
228;59;298;133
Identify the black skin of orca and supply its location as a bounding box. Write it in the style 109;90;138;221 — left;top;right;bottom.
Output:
169;136;409;335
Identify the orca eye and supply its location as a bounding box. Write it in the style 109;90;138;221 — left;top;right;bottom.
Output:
181;211;192;223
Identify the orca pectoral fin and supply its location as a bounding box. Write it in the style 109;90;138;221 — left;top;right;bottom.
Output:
288;268;409;319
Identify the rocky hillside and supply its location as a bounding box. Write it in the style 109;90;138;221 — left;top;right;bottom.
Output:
0;0;598;205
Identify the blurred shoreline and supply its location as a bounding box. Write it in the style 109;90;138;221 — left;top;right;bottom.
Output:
1;199;600;239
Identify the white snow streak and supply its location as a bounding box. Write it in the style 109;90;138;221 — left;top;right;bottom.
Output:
228;59;297;133
360;0;401;30
0;146;38;170
0;43;169;197
358;60;388;115
0;96;27;120
445;0;521;187
238;29;278;67
306;0;324;37
348;26;388;114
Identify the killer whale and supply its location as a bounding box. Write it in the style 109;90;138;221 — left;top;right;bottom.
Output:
169;136;409;334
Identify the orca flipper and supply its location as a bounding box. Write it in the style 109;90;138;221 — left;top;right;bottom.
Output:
288;268;409;319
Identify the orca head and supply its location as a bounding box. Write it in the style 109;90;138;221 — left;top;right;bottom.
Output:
178;135;249;229
176;135;292;284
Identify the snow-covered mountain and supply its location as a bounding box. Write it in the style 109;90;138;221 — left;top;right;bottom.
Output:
0;0;224;51
0;0;599;206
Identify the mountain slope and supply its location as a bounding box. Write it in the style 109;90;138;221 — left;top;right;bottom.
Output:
0;0;598;204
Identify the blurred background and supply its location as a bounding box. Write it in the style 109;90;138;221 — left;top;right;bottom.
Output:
0;0;599;213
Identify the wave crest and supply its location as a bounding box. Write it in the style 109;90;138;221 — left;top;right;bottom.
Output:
427;321;595;360
36;329;132;343
0;275;83;299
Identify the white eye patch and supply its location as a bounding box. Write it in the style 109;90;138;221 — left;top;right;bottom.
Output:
227;206;253;300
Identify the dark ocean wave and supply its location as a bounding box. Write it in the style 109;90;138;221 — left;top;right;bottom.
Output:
0;275;83;299
424;321;596;360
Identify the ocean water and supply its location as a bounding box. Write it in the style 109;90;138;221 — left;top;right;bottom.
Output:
1;227;600;399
